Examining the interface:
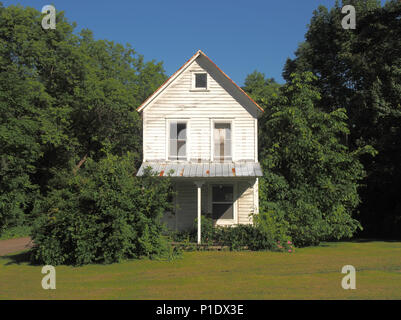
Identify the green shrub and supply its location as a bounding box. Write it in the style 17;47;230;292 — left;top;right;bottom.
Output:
181;212;292;252
0;224;32;240
253;209;290;247
31;152;176;265
192;215;215;244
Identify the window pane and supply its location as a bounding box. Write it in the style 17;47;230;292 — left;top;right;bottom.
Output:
169;122;187;159
214;123;231;160
169;140;177;158
212;185;233;202
195;73;207;88
215;123;231;139
214;142;221;159
170;122;177;139
177;140;186;158
224;141;231;159
212;204;233;220
177;123;186;139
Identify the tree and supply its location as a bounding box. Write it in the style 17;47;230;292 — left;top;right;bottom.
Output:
0;3;167;233
282;0;401;238
258;72;373;246
243;71;281;105
31;153;175;265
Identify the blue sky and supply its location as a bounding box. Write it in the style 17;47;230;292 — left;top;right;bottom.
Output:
1;1;386;85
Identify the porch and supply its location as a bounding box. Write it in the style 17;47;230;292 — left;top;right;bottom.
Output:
137;161;263;244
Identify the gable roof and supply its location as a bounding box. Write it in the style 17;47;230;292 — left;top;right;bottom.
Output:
136;50;264;113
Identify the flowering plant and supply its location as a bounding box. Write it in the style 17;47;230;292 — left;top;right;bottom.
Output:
276;240;294;253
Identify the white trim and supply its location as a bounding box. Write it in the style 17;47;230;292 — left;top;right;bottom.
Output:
194;181;205;244
166;119;190;161
211;119;235;162
137;50;264;115
210;119;213;161
137;51;202;112
143;112;147;162
187;120;191;161
191;72;209;91
209;182;237;226
232;120;236;162
165;119;168;161
255;178;259;215
235;181;238;224
254;118;258;162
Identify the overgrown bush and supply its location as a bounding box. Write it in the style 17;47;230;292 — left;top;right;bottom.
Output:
181;211;291;252
192;215;215;245
31;153;177;265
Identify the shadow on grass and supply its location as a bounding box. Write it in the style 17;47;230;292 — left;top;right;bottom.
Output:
316;238;401;248
350;238;401;243
2;250;35;266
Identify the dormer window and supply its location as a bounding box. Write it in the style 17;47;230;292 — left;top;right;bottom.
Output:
192;72;208;90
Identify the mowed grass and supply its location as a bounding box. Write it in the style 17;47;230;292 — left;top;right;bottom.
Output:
0;241;400;299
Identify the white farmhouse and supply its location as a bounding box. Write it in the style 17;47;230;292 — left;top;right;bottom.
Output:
136;50;264;243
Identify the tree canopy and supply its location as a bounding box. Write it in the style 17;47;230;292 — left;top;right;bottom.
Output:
252;72;373;246
0;3;167;232
282;0;401;238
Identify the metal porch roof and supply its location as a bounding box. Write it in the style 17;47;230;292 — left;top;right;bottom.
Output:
136;161;263;178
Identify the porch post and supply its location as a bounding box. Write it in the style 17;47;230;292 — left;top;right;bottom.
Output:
194;181;205;245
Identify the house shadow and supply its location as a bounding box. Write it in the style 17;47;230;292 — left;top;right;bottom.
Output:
350;238;401;243
314;237;401;248
2;250;34;266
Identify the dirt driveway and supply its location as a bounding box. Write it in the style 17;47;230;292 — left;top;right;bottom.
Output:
0;237;33;256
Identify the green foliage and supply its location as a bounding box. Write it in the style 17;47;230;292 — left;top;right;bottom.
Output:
192;215;215;244
0;4;166;234
258;72;371;246
243;71;281;106
0;224;32;240
184;212;290;251
283;0;401;238
31;153;176;265
253;209;290;247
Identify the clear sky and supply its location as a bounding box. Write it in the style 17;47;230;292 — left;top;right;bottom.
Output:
1;1;386;85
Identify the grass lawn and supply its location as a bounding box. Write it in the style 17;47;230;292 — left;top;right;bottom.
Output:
0;241;400;299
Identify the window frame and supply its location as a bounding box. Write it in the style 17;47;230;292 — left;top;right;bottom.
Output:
166;119;190;161
208;182;238;225
211;119;234;162
191;72;209;91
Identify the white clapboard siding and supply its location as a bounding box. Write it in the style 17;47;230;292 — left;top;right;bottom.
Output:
143;59;256;162
237;181;256;224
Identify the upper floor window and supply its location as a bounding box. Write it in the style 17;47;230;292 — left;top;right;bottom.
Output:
192;72;208;90
214;122;232;161
169;121;187;160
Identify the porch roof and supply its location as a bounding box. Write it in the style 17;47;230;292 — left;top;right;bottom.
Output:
136;161;263;178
